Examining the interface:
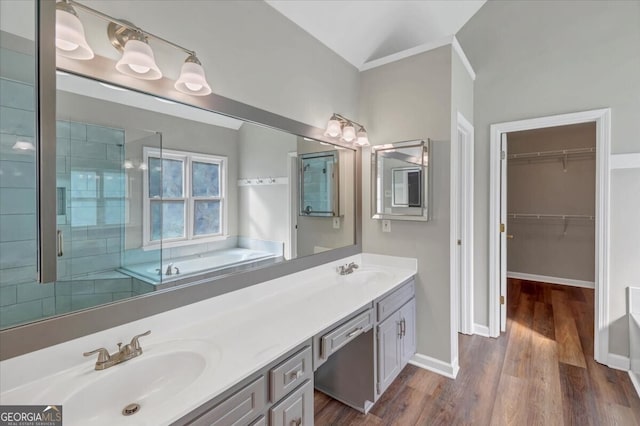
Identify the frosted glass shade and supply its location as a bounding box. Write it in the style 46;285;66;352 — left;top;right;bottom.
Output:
55;9;94;60
356;128;370;146
115;39;162;80
325;118;342;138
342;123;356;142
175;60;212;96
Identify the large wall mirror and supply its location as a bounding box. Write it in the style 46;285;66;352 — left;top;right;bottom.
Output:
0;1;358;335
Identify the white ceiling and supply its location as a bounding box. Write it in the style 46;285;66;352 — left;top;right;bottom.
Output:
266;0;485;70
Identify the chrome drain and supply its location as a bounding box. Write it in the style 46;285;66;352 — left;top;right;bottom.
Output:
122;403;141;416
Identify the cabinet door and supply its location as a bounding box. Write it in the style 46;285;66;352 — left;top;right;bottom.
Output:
376;312;401;395
400;298;416;365
270;380;313;426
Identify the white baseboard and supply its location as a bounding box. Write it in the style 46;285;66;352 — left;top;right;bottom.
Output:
473;323;491;337
629;371;640;398
507;272;595;289
409;353;459;379
607;353;631;371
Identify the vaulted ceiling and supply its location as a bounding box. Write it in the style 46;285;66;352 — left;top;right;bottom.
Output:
266;0;486;70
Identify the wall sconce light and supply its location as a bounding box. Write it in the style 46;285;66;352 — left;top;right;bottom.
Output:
324;113;370;146
55;0;212;95
55;1;94;60
108;21;162;80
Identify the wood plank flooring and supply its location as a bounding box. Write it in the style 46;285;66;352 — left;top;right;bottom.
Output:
314;279;640;425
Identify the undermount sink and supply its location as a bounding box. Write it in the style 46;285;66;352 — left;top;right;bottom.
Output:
339;268;393;285
39;340;219;425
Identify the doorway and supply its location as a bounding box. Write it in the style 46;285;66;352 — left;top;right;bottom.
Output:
489;109;611;364
454;112;474;336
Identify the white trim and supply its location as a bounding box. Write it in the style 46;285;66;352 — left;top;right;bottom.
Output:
409;353;459;379
629;371;640;398
360;35;454;71
507;272;595;289
488;108;611;367
607;353;630;371
455;112;475;336
473;324;491;337
451;36;476;81
611;153;640;169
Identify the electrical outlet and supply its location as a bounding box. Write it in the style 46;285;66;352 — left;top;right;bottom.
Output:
382;220;391;233
333;217;340;229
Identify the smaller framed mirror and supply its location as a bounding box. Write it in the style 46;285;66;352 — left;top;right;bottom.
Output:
299;151;339;217
372;139;431;221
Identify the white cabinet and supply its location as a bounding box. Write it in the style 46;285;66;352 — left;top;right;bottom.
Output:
376;296;416;396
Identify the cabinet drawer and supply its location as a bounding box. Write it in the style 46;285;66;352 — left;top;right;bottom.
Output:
321;308;373;360
270;346;312;402
249;416;266;426
377;280;415;322
191;376;266;426
270;380;314;426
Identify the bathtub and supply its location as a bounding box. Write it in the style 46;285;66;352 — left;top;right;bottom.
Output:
121;248;279;285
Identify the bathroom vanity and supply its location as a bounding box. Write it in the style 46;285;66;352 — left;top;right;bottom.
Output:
0;254;417;425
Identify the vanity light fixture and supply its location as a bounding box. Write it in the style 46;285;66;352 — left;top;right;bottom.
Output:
112;27;162;80
55;0;94;60
175;54;212;96
55;0;212;95
324;113;370;146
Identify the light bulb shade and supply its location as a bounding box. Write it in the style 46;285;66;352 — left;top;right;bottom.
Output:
342;123;356;142
115;39;162;80
12;140;36;151
325;118;342;138
175;57;212;96
356;128;370;146
55;8;94;60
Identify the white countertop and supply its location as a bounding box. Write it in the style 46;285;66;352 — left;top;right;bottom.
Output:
0;253;417;425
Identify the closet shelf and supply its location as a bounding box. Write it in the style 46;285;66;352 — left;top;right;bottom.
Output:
507;147;595;160
507;213;594;220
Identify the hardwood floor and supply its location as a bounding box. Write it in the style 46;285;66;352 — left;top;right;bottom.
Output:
314;279;640;425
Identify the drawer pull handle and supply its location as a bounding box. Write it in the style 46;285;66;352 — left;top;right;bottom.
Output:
57;230;64;257
289;369;303;380
290;418;302;426
347;327;363;338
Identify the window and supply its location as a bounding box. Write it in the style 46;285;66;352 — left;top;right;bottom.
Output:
143;147;226;247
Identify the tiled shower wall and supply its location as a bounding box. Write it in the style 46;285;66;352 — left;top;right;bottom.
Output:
0;48;151;328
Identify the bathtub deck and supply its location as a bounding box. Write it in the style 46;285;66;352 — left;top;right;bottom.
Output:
314;279;640;425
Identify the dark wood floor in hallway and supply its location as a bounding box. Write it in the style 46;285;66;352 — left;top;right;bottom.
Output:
314;279;640;425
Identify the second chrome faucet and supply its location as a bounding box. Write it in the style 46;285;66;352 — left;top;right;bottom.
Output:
83;330;151;370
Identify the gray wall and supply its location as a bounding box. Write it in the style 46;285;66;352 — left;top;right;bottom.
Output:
237;122;296;253
507;123;595;282
359;46;454;363
457;0;640;356
60;0;360;130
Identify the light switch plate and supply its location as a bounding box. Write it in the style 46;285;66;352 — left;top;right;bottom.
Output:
382;220;391;233
333;217;340;229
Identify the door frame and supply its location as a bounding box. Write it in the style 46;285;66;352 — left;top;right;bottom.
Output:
454;112;475;335
287;151;298;260
488;108;611;365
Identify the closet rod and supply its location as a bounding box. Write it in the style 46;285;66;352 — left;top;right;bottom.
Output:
507;213;595;220
507;147;595;160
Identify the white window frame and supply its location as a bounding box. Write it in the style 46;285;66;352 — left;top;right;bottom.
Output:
142;147;227;249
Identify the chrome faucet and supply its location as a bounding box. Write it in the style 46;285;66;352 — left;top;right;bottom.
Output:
165;263;174;275
83;330;151;370
337;262;359;275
